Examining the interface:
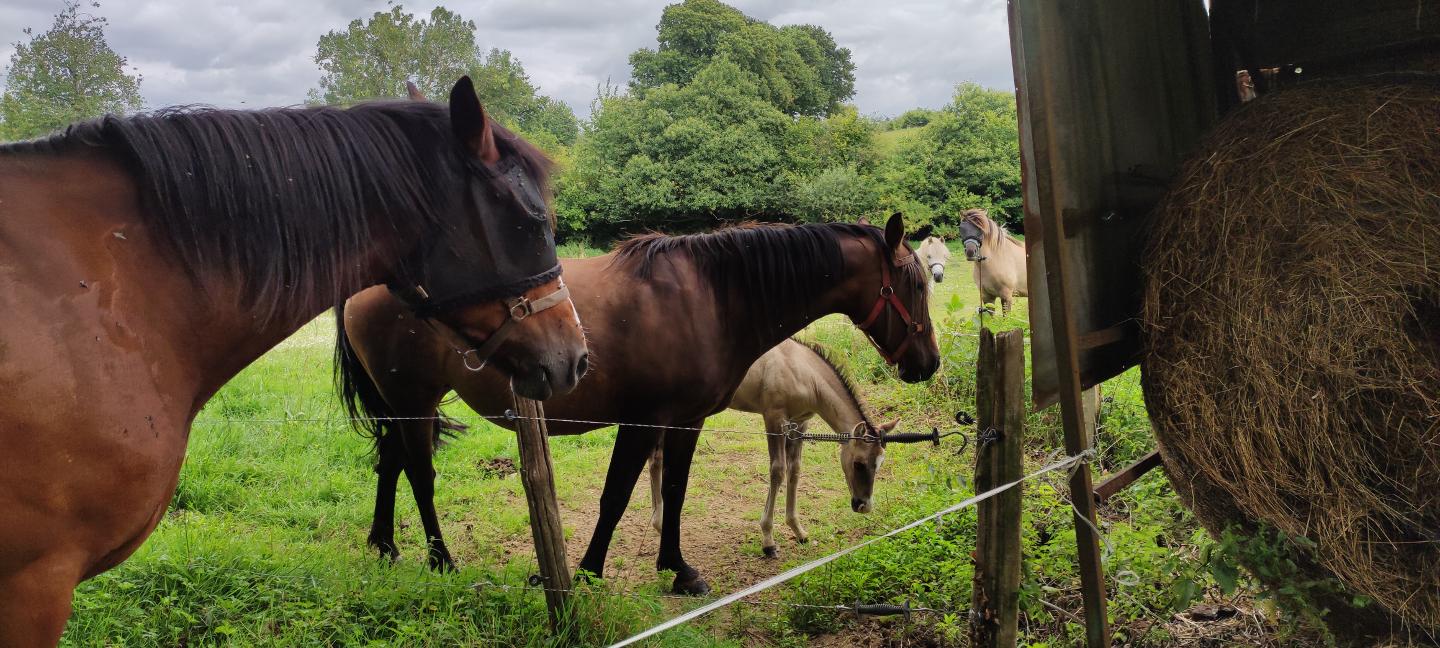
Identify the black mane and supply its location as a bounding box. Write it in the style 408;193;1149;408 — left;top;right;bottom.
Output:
611;222;897;338
2;102;550;322
798;340;876;432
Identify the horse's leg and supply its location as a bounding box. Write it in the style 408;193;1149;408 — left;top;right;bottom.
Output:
760;414;787;559
1000;288;1015;315
399;416;455;571
0;555;81;647
367;430;405;562
785;422;810;544
657;425;710;595
577;425;661;581
649;443;663;535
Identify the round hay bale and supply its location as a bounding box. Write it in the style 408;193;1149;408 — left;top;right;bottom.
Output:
1142;77;1440;641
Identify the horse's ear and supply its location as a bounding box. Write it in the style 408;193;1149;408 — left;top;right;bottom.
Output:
448;76;500;165
879;418;900;432
857;215;871;226
405;80;427;102
884;212;905;251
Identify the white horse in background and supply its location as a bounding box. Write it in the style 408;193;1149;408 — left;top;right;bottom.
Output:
958;208;1028;315
916;236;951;283
649;339;895;558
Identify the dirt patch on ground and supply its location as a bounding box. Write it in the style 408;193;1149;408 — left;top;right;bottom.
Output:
495;439;851;595
810;619;936;647
476;457;517;479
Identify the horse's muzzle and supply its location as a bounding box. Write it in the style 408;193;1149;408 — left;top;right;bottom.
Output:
852;497;872;514
512;350;588;400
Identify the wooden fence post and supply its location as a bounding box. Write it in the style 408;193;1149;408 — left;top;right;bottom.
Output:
970;328;1026;648
511;393;572;630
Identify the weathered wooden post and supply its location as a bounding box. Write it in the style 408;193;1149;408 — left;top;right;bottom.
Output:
970;328;1026;647
511;393;572;630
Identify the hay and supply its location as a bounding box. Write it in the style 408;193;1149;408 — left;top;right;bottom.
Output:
1142;77;1440;640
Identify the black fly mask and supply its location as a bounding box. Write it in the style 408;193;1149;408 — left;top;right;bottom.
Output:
390;155;560;318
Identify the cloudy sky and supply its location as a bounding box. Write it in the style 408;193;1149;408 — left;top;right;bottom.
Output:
0;0;1013;119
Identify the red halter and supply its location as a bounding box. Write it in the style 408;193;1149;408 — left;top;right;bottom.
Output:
853;247;926;365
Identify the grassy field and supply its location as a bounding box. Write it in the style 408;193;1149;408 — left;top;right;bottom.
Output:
874;127;925;158
61;241;1297;647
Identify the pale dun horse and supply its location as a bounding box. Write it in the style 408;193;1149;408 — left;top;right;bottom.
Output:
649;339;895;558
958;208;1028;315
916;236;952;283
956;209;1105;430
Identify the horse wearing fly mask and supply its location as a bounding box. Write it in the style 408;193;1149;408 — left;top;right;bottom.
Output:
0;77;586;647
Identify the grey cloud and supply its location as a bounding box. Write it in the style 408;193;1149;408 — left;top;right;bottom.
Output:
0;0;1014;118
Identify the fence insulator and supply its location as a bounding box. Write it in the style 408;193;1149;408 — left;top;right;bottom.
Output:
852;600;913;620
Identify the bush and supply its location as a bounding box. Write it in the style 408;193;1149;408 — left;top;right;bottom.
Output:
873;83;1023;233
789;166;880;223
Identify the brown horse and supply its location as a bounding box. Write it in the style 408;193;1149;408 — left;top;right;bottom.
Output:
0;77;587;646
336;214;940;594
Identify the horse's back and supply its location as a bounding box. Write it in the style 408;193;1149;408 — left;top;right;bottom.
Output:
972;237;1028;298
728;340;820;418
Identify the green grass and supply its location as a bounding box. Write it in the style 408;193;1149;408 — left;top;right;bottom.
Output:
62;239;1240;647
874;126;924;158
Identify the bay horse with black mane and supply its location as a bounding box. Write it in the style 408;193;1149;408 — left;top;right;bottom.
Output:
0;78;587;646
336;213;939;595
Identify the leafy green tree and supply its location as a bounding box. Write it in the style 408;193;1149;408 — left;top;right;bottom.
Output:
791;165;880;223
311;5;578;145
628;0;854;117
629;0;748;92
467;48;578;148
781;25;855;116
555;0;878;238
0;1;143;141
876;83;1022;234
559;60;800;237
311;5;476;105
890;108;938;130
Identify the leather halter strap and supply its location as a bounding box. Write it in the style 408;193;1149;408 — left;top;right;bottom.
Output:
425;280;572;372
853;247;925;365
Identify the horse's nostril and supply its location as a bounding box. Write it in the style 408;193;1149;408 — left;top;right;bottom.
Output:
576;352;589;377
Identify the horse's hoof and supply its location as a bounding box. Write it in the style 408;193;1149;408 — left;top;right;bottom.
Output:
371;541;400;563
427;547;457;572
796;535;810;544
428;556;457;572
762;546;778;559
671;568;711;596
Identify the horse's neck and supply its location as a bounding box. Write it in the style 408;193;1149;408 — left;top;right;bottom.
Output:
807;365;867;436
184;239;406;406
732;246;867;355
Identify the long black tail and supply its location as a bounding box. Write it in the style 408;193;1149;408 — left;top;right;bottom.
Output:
434;396;469;449
334;302;467;451
334;302;400;447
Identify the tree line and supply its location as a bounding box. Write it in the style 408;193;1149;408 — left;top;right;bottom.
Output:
0;0;1022;241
